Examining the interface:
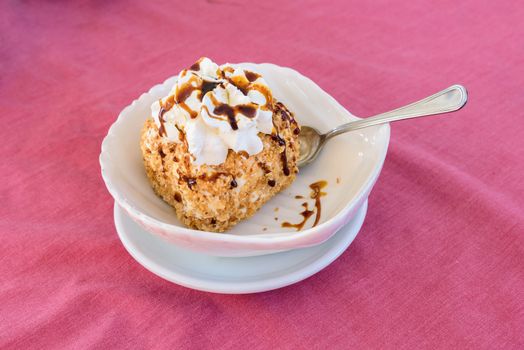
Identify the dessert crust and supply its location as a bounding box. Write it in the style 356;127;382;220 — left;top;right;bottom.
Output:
140;101;300;232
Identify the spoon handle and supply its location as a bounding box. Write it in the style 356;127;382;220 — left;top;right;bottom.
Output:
325;84;468;139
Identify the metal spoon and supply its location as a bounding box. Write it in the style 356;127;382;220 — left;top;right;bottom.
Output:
297;84;468;168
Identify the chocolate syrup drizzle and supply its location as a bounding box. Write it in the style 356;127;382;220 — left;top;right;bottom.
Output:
158;66;270;133
281;180;328;231
181;172;238;191
309;180;327;226
244;70;261;82
281;202;314;231
157;71;204;126
157;61;297;179
189;61;200;71
158;108;167;137
271;112;290;176
201;81;220;96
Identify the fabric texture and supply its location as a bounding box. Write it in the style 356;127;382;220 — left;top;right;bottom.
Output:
1;0;523;349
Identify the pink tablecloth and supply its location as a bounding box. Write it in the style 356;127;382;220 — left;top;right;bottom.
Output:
2;0;523;348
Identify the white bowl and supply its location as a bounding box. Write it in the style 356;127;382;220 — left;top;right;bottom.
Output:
100;63;390;257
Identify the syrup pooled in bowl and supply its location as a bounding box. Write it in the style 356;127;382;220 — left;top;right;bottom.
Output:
282;180;328;231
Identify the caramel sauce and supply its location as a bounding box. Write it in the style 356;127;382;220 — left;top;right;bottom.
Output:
157;107;167;137
175;125;186;143
163;95;176;110
175;78;198;103
223;71;272;111
280;108;290;121
157;71;204;125
179;102;198;119
207;93;258;130
249;83;273;110
159;64;277;144
270;103;299;177
189;61;200;71
271;134;286;146
201;81;220;96
174;74;201;119
281;180;328;231
157;95;177;137
221;66;235;76
245;70;261;82
214;104;238;130
280;151;290;176
309;180;327;226
276;101;298;125
239;151;250;159
227;75;250;95
271;133;290;176
236;105;258;118
158;64;299;179
281;202;314;231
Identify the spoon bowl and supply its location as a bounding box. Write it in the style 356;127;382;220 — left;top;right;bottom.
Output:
297;126;324;166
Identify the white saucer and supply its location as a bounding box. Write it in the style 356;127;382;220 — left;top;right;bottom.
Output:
114;200;368;294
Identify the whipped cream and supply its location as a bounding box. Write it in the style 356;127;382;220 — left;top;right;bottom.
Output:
151;57;274;166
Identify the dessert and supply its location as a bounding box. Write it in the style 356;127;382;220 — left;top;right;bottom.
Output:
141;58;300;232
